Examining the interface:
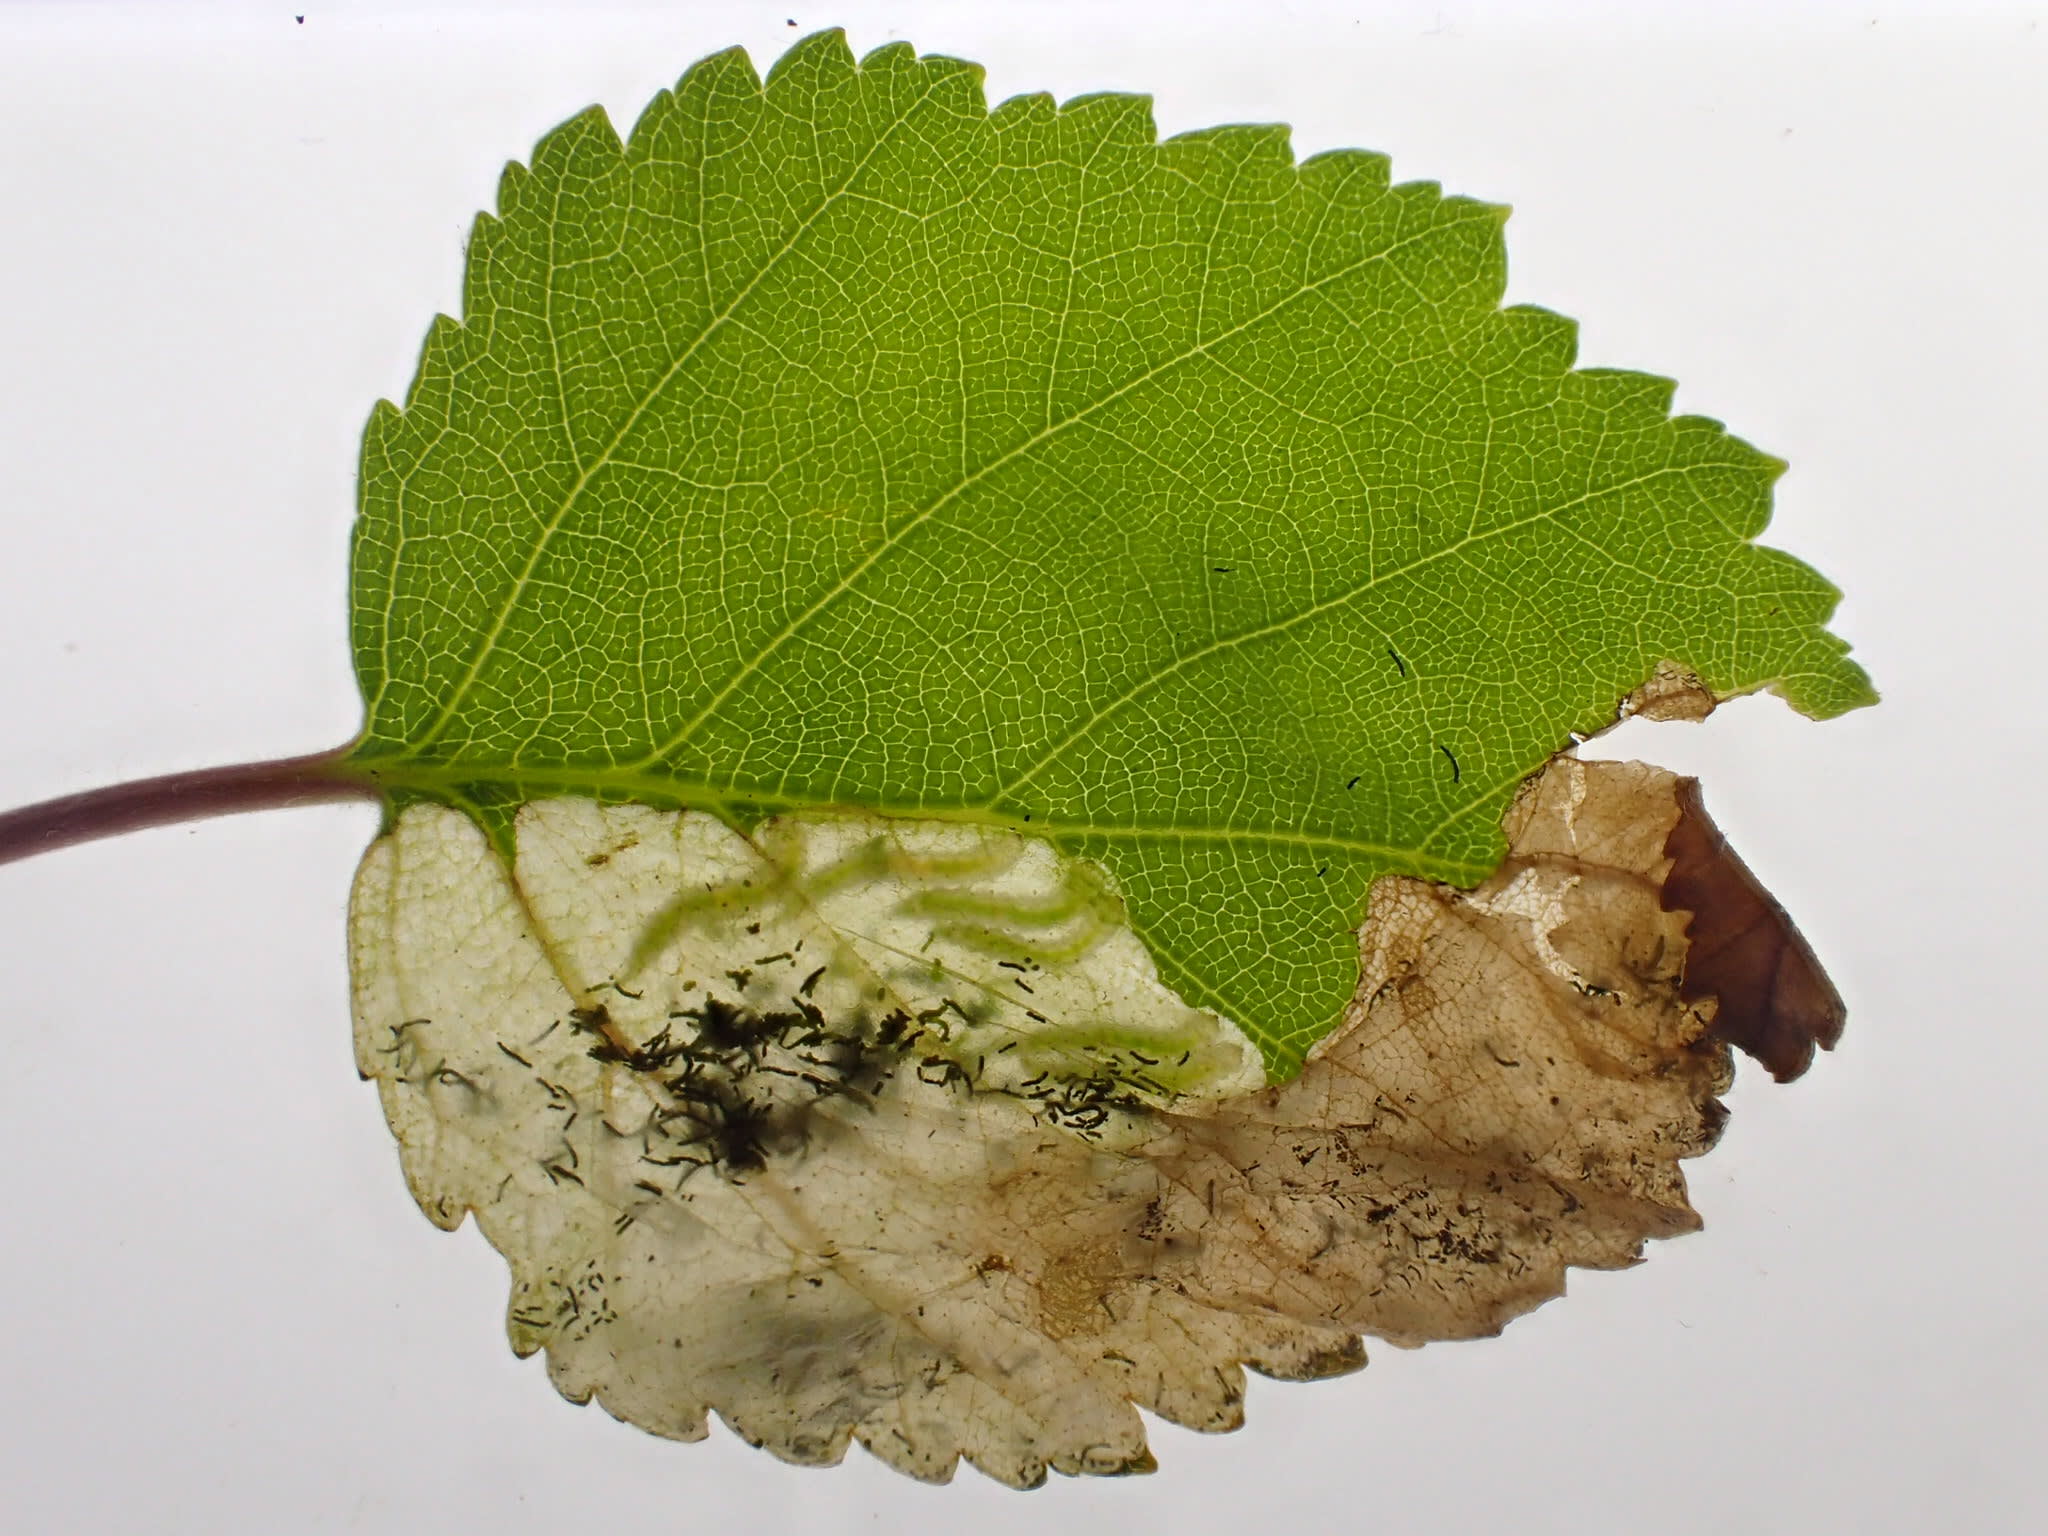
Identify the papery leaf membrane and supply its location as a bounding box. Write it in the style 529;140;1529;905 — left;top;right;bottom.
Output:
347;31;1870;1072
349;757;1827;1486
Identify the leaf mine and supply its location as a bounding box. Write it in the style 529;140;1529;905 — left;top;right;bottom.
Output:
349;754;1841;1486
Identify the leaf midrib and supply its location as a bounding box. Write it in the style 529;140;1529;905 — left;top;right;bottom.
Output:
361;759;1492;884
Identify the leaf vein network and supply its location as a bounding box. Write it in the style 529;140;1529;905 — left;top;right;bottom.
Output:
402;77;945;753
986;461;1698;804
635;216;1466;767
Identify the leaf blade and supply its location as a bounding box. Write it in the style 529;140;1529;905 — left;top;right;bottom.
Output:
349;30;1871;1072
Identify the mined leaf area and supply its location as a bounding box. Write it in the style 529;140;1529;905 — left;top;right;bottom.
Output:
350;757;1831;1486
347;31;1870;1074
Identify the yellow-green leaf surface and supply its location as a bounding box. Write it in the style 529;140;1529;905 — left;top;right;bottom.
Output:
347;30;1870;1075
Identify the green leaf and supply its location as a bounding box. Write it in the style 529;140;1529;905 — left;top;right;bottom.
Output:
346;29;1870;1075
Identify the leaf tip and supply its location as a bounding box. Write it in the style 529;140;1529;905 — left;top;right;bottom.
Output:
1770;656;1881;720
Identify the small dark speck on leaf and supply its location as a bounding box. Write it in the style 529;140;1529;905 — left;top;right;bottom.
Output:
1213;566;1233;573
1438;745;1460;783
1387;646;1407;676
1346;775;1360;790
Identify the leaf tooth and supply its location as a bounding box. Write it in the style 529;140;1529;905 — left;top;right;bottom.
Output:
526;103;624;184
989;90;1057;129
1298;144;1394;192
765;25;854;91
1058;89;1159;147
1167;120;1296;172
680;41;763;100
1497;302;1582;373
1571;364;1684;422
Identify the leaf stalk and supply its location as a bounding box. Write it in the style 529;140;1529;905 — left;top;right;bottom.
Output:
0;748;379;868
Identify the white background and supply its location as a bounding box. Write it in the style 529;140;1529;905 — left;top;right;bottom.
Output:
0;1;2042;1531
